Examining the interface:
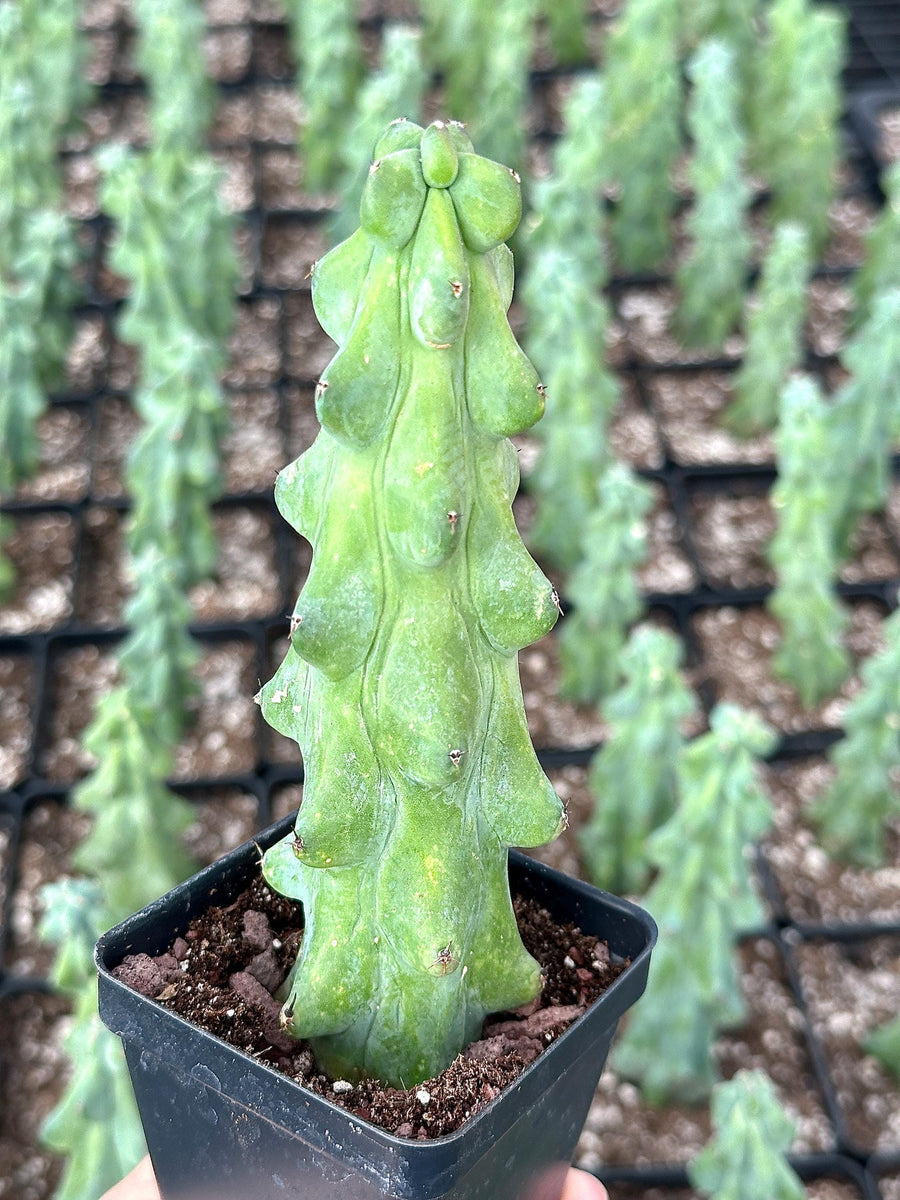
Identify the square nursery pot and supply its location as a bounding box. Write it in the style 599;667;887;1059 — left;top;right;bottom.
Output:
96;815;657;1200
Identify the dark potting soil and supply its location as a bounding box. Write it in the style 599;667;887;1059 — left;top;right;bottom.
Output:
113;873;627;1140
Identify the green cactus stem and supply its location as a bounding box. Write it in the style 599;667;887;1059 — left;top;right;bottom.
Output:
99;144;238;370
827;287;900;557
0;280;46;492
767;376;850;709
750;0;845;255
0;0;85;267
419;0;488;121
523;77;619;573
675;38;752;351
582;626;697;896
259;120;565;1088
39;880;146;1200
125;331;228;587
853;163;900;330
688;1070;806;1200
117;548;201;743
612;705;775;1103
557;463;653;706
287;0;364;192
605;0;682;271
725;222;811;437
0;516;15;603
133;0;215;151
811;604;900;866
328;30;427;248
471;0;538;172
72;686;195;918
679;0;760;51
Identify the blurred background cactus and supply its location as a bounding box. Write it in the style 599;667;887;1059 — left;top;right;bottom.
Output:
675;38;751;350
688;1070;808;1200
581;625;696;895
611;705;775;1104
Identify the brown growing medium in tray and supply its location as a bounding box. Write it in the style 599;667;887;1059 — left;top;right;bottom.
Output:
13;408;91;504
0;812;15;916
691;599;887;735
646;371;775;467
260;218;328;290
113;873;627;1140
688;490;776;591
37;640;259;783
0;654;34;790
793;936;900;1155
607;378;666;471
73;506;128;628
687;492;900;593
576;938;833;1171
0;991;70;1200
6;790;260;982
0;513;77;636
188;507;282;623
762;758;900;928
616;285;745;367
637;484;698;595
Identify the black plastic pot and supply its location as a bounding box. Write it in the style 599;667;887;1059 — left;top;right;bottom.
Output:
96;815;656;1200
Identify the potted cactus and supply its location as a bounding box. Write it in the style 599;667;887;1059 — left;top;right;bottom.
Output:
95;121;656;1200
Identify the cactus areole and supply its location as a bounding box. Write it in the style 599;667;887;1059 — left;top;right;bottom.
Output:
259;120;565;1088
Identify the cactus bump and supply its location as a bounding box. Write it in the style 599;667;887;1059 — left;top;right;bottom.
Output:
259;121;565;1088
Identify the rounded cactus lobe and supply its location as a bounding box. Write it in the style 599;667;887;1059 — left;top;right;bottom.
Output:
480;658;566;847
376;587;481;787
289;679;382;867
262;832;308;900
277;871;377;1039
360;148;427;249
466;839;543;1014
408;187;470;349
468;439;558;653
468;500;558;652
311;227;373;347
373;117;424;158
273;435;333;541
443;121;475;155
450;153;522;253
258;645;309;743
289;455;382;678
383;351;466;568
421;121;459;188
465;254;545;437
316;252;402;446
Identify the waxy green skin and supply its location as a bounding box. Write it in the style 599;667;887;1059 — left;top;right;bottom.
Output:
260;120;564;1088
